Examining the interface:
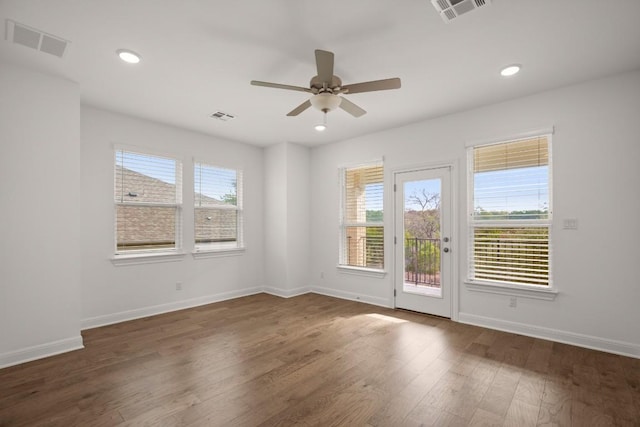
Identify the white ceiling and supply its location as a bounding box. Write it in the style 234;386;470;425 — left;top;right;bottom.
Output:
1;0;640;147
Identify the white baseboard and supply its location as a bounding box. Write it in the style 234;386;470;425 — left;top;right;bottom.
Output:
310;285;392;308
81;286;264;330
0;335;84;369
263;286;311;298
458;312;640;359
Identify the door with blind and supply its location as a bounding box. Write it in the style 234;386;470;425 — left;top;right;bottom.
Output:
394;167;452;318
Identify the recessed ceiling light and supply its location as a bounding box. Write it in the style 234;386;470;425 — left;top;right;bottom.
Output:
500;64;521;77
117;49;141;64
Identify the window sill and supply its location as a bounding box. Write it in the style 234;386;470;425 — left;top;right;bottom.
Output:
192;248;245;259
464;280;558;301
337;265;387;278
111;251;186;266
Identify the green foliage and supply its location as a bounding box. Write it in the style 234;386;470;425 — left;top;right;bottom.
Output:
366;210;383;222
474;208;548;220
222;181;237;205
404;235;440;275
222;193;237;205
365;226;384;268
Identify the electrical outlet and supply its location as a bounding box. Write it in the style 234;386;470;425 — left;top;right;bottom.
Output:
509;297;517;308
176;282;182;291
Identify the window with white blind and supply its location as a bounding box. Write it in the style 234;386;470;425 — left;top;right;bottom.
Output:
194;162;243;251
339;162;384;270
114;149;182;253
468;135;552;287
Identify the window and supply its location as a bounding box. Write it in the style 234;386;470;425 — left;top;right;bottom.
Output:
468;135;552;287
114;149;182;253
194;162;243;251
339;162;384;270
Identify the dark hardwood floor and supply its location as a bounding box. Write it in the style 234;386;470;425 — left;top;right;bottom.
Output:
0;293;638;426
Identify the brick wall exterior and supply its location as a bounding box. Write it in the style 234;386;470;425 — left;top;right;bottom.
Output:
115;166;237;250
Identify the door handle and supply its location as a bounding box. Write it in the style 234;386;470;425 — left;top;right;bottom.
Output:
443;247;450;253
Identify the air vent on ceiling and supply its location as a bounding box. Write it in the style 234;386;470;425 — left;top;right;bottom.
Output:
5;19;69;58
431;0;491;23
209;111;236;121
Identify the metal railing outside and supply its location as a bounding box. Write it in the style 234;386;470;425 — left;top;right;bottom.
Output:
405;237;441;287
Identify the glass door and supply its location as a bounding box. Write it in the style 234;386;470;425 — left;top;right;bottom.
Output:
394;167;452;317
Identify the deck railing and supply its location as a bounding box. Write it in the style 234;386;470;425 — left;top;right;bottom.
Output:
405;237;441;287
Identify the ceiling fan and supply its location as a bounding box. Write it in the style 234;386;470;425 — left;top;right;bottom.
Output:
251;49;401;126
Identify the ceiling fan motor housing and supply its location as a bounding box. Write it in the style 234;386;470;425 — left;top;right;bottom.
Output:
310;75;342;93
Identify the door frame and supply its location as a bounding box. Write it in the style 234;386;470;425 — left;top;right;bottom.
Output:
391;160;459;321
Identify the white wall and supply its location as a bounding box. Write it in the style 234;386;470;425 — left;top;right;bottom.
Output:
0;63;83;367
263;142;310;295
264;143;288;291
285;143;310;291
80;106;265;327
309;70;640;357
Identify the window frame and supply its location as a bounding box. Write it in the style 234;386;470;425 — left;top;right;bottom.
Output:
465;131;557;298
112;146;184;263
338;160;386;275
192;161;244;255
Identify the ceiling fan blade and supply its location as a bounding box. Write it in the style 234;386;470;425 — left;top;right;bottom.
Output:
286;99;312;116
251;80;311;93
339;97;366;118
342;77;401;94
315;50;334;86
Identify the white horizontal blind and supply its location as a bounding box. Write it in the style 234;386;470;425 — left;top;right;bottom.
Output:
114;149;182;253
340;163;384;269
194;162;242;249
469;135;551;286
472;226;550;285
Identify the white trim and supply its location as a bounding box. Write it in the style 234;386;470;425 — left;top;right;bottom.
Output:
337;157;384;170
450;160;460;322
0;336;84;369
190;156;243;173
336;265;387;278
465;280;558;300
263;286;311;298
465;126;555;148
311;286;392;308
390;161;455;176
192;248;245;259
111;251;186;266
81;286;263;330
458;312;640;359
112;142;183;161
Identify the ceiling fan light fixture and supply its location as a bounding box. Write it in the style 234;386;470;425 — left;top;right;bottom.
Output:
310;93;341;112
314;112;328;132
500;64;521;77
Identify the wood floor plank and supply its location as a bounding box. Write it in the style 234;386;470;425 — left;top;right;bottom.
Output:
0;293;638;427
503;398;540;427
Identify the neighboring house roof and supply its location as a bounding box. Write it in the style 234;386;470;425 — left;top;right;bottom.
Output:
114;165;223;205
